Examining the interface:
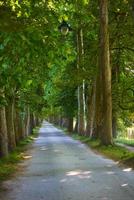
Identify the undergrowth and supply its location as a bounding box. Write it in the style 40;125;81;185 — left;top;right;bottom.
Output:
115;137;134;147
0;127;39;182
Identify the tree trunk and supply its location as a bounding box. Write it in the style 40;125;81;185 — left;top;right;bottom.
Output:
15;109;25;140
58;115;63;127
77;28;85;135
99;0;113;145
74;117;78;133
0;106;8;157
14;107;20;144
62;118;68;129
78;85;85;135
67;117;74;133
112;48;120;138
86;82;96;137
93;73;103;139
25;106;30;137
33;113;37;128
29;113;35;134
6;101;16;151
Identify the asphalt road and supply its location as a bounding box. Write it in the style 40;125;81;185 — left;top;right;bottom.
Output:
0;121;134;200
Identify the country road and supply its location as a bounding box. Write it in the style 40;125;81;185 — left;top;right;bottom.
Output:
0;121;134;200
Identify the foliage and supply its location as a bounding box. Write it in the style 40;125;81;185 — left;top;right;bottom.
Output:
0;0;134;151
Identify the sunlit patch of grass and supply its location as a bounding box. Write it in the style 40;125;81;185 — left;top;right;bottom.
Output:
115;137;134;147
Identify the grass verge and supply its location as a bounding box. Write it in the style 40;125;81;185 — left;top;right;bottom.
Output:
115;137;134;147
0;128;40;183
72;134;134;169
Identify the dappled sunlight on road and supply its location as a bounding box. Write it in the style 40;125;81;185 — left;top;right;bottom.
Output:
60;178;67;183
53;149;62;153
121;183;128;187
66;170;92;179
40;147;63;153
40;147;49;151
106;171;115;175
123;168;132;172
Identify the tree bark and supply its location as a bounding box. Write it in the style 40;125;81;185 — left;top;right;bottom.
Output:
33;113;37;128
78;85;85;135
67;117;74;133
29;113;35;134
73;117;78;133
86;82;96;137
14;107;20;144
77;28;85;135
25;106;30;136
15;108;25;140
99;0;113;145
0;106;8;157
93;73;103;139
6;101;16;151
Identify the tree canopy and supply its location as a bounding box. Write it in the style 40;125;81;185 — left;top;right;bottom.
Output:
0;0;134;156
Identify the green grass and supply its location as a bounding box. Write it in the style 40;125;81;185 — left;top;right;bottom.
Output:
0;153;22;182
115;137;134;147
32;126;40;137
0;129;39;182
72;133;134;169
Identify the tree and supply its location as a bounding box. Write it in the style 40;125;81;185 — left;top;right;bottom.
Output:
99;0;113;145
0;0;133;157
0;92;8;157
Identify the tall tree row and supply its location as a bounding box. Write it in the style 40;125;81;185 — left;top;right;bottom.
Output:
0;0;134;156
0;31;45;157
0;0;55;157
46;0;133;145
